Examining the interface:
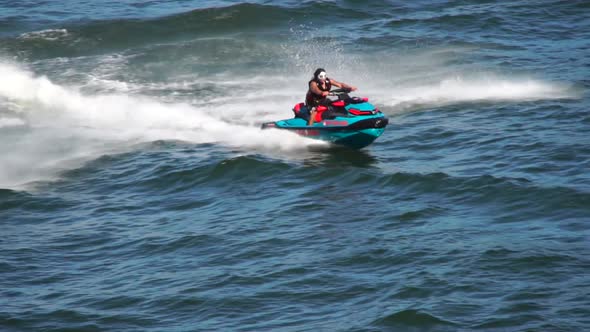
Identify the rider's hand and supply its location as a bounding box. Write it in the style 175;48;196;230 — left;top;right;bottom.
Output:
350;86;357;92
322;91;330;97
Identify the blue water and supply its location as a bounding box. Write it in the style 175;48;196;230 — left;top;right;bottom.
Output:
1;1;589;331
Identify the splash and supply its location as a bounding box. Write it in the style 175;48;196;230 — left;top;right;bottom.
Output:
0;63;320;188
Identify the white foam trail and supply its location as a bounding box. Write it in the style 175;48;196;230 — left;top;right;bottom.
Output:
337;47;580;112
19;29;69;41
0;118;25;127
0;63;322;188
377;76;576;111
0;63;316;146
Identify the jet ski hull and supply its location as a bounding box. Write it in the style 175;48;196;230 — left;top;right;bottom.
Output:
261;91;389;149
261;114;389;149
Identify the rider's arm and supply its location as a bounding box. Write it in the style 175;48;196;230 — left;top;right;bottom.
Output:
330;79;357;91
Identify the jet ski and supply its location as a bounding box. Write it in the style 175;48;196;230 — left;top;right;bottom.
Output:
261;89;389;149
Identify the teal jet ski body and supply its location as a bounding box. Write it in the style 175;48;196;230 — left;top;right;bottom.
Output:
261;89;388;149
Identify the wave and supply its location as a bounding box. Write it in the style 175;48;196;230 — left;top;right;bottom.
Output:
386;12;502;31
0;3;306;58
128;154;293;196
0;1;391;60
381;171;590;213
2;0;587;59
39;146;590;222
372;309;457;329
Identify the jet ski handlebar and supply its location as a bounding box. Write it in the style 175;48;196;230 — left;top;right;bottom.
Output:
328;88;352;100
329;88;352;95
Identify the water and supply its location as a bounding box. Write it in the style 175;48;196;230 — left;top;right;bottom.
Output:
1;1;589;331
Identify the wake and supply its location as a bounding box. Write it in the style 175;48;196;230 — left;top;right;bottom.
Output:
378;75;577;111
0;62;319;189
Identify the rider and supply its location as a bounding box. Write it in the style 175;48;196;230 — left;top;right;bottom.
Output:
305;68;357;125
